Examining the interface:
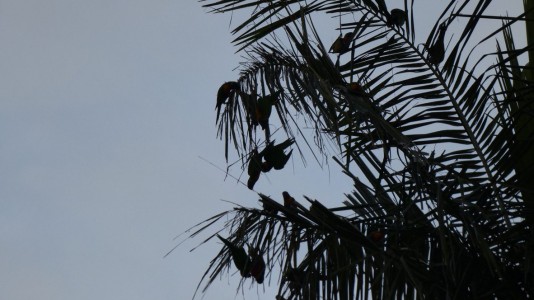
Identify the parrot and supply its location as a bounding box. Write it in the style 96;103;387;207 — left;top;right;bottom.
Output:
248;149;263;176
262;198;278;215
262;139;294;170
369;230;385;242
247;149;262;190
247;173;260;190
282;191;296;208
387;9;407;27
329;31;355;54
255;91;280;130
346;82;368;98
345;82;375;112
248;247;266;284
216;81;240;122
217;235;252;277
427;22;447;65
240;92;259;127
261;161;273;173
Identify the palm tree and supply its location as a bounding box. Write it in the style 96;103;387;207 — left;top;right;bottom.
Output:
187;0;534;298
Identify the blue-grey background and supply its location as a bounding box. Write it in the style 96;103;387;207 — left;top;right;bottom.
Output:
0;1;524;299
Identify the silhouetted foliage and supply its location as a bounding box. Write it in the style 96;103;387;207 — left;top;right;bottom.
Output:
187;0;534;299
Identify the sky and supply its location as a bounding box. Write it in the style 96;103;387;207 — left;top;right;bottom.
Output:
0;1;526;300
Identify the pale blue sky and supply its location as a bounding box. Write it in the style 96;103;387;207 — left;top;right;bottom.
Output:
0;1;525;299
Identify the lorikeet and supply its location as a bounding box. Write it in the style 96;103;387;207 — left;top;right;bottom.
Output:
240;92;259;127
282;191;296;208
427;22;447;65
369;230;385;242
217;235;252;277
329;31;354;54
255;91;280;130
387;9;407;27
247;149;262;190
248;247;266;284
346;82;368;98
262;139;294;170
216;81;239;122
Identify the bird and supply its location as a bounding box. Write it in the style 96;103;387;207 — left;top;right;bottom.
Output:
387;9;407;27
262;139;294;170
346;82;368;98
216;81;240;122
427;22;447;65
217;235;252;277
369;230;385;242
282;191;296;208
240;92;259;127
329;31;355;54
344;82;375;112
247;149;263;190
255;91;280;130
248;247;266;284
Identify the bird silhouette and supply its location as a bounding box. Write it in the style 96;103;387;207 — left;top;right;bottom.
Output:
248;247;266;284
427;23;447;65
247;149;263;190
387;9;407;27
216;81;240;122
262;139;294;170
329;31;355;54
217;235;252;277
282;191;297;208
255;92;280;130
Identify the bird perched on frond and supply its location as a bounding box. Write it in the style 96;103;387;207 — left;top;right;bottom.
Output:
248;247;266;284
329;31;355;54
262;139;294;171
255;91;280;130
282;191;297;209
387;9;407;27
216;81;240;122
426;22;447;65
217;235;252;277
247;149;263;190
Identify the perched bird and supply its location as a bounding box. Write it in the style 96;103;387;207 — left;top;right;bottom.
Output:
216;81;240;122
240;92;259;127
427;22;447;65
248;149;263;176
262;198;278;215
369;230;385;242
329;31;355;54
387;9;407;27
247;149;262;190
261;161;273;173
247;173;260;190
344;82;375;112
217;235;252;277
248;247;266;284
262;139;294;170
282;191;296;208
255;92;280;130
346;82;368;98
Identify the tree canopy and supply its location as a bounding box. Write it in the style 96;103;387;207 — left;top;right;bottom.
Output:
184;0;534;298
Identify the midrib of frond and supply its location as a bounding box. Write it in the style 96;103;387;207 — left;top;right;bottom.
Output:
375;9;513;226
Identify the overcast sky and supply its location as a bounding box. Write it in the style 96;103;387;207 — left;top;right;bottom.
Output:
0;1;526;299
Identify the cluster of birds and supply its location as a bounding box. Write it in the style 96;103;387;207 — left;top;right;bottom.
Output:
217;189;386;292
212;5;450;290
216;82;280;130
217;235;266;283
215;190;299;286
329;7;447;66
216;81;294;190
